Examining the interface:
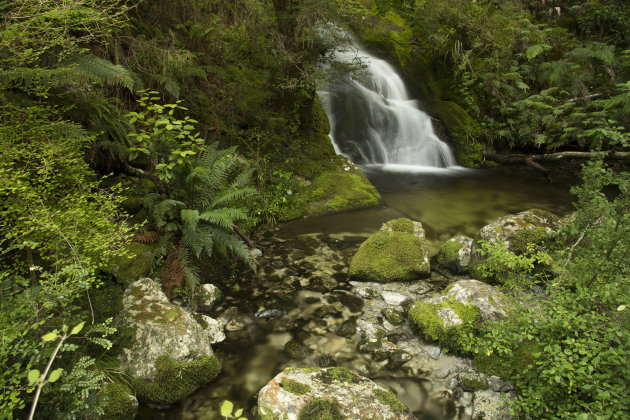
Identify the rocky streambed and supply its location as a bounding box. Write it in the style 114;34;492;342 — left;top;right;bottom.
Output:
137;207;536;420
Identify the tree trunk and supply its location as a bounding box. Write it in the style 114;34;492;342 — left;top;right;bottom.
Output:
483;151;630;182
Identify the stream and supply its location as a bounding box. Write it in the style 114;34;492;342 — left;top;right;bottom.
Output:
138;165;576;420
138;41;577;419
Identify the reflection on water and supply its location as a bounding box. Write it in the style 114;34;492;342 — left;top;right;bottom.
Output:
363;165;576;254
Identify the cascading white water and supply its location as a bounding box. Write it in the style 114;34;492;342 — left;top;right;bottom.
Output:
318;46;458;170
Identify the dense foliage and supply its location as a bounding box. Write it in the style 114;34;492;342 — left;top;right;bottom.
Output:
1;0;628;418
472;161;629;418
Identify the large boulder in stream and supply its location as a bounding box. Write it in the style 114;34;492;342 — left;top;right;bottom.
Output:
349;218;430;282
116;278;222;405
408;280;511;353
257;367;416;419
469;209;563;281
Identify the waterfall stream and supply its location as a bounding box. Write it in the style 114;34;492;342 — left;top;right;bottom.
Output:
318;46;458;170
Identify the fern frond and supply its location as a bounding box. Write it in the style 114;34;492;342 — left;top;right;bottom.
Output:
133;232;162;244
152;199;185;227
180;209;200;231
526;44;552;61
207;187;257;210
75;55;137;92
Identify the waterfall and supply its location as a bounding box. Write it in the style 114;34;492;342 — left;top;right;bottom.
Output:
318;46;458;171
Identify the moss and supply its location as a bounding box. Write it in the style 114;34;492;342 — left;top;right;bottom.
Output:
381;308;405;325
99;382;137;420
298;398;346;420
281;379;311;396
436;240;464;268
408;298;481;353
474;340;541;379
349;230;429;282
105;241;154;285
424;100;483;168
303;169;381;216
382;218;416;234
458;371;489;391
131;355;221;405
372;388;406;414
319;367;360;384
511;227;549;254
88;281;124;322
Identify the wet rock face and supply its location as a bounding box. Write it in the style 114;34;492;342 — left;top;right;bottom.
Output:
469;208;563;279
348;218;430;282
257;367;416;419
437;236;473;274
117;278;222;380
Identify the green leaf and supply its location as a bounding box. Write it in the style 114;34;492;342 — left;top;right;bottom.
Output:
27;370;40;386
221;400;233;417
42;331;58;342
70;321;85;335
235;408;243;417
47;368;63;383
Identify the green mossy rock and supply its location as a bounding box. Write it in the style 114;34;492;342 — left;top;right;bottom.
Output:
302;158;381;216
408;298;481;353
436;236;473;274
257;367;415;419
349;218;429;282
105;241;154;286
99;382;138;420
131;355;220;406
469;209;563;282
298;398;346;420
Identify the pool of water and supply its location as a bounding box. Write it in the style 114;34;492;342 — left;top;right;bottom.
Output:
138;165;577;420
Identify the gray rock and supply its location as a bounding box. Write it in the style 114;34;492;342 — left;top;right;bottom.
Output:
196;283;222;312
472;390;511;419
388;349;412;368
488;376;514;392
381;308;405;325
117;278;217;380
257;367;416;419
428;279;511;322
336;318;358;337
381;291;411;306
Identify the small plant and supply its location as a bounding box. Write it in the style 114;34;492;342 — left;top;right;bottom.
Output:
220;400;247;420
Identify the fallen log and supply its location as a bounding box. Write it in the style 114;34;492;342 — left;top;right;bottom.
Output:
483;150;630;183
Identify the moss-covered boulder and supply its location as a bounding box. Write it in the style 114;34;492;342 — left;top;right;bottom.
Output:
469;209;563;281
349;218;430;282
408;279;511;352
408;297;480;353
436;236;473;274
104;241;154;286
257;367;416;419
301;156;381;216
116;278;221;405
131;355;220;406
98;382;138;420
